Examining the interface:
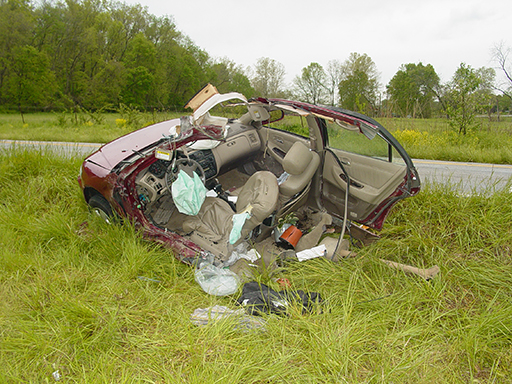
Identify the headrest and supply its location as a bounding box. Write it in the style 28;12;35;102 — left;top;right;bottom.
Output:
283;142;312;175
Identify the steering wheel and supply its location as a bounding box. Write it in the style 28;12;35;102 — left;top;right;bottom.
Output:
165;158;206;191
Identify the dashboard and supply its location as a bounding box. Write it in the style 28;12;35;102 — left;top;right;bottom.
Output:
135;122;262;207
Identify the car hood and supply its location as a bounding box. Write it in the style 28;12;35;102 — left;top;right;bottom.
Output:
85;119;181;170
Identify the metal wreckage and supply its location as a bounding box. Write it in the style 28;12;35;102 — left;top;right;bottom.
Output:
79;84;427;316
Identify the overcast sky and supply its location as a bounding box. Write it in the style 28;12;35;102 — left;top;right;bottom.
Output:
127;0;510;90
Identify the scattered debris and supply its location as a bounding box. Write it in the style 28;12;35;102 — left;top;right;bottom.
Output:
380;259;440;281
195;261;240;296
237;281;322;316
296;244;327;262
52;370;61;382
137;276;161;283
350;223;381;246
190;305;266;330
275;277;291;289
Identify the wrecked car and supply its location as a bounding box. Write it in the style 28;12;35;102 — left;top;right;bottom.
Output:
78;84;420;271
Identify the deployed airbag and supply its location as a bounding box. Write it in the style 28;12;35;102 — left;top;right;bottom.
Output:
171;169;206;215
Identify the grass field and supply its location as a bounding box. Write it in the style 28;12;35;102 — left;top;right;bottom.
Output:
382;117;512;164
0;111;183;144
1;148;511;382
1;112;512;164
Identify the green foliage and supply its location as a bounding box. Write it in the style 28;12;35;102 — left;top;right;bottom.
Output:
5;45;57;121
0;0;34;102
338;53;380;115
0;0;253;112
381;117;512;163
445;63;495;135
387;63;441;118
1;148;512;382
293;62;327;104
121;66;154;107
210;58;255;97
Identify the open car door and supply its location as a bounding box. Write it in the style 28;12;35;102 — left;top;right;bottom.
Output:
254;99;419;230
319;108;420;230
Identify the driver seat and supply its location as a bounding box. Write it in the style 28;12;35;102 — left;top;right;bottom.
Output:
182;171;279;259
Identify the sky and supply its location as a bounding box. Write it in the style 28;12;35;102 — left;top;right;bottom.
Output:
127;0;511;90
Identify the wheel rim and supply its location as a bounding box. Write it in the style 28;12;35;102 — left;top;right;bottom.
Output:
93;207;112;224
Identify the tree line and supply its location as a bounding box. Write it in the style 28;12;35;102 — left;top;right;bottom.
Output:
0;0;255;115
1;0;511;133
296;55;510;134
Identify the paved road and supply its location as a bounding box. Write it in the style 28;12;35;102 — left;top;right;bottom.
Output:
2;139;511;193
413;159;512;193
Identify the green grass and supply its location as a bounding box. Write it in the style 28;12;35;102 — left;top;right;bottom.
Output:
1;148;511;382
380;117;512;164
2;113;512;164
0;111;183;143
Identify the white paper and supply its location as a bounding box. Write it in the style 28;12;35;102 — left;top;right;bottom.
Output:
296;245;327;262
240;248;261;262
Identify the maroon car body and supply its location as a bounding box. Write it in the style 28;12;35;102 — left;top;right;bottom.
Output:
78;86;420;265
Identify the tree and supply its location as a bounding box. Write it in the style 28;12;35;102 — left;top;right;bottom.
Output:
293;62;327;104
5;45;56;122
0;0;34;103
121;66;154;107
474;67;496;120
211;58;255;97
251;57;286;98
83;60;126;109
491;42;512;102
444;63;494;135
338;53;380;115
387;63;441;118
325;60;343;106
0;0;250;111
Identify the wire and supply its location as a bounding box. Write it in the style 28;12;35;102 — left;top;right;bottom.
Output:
324;148;351;260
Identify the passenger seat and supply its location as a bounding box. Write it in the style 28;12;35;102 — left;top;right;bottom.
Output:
279;141;320;199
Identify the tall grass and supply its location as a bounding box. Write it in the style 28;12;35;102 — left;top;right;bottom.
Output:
1;148;511;382
381;117;512;164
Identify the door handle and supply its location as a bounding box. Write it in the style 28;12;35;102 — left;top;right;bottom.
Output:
340;157;351;166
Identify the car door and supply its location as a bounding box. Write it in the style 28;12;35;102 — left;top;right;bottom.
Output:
319;113;420;230
257;109;311;165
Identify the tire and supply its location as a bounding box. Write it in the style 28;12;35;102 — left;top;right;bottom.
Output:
88;194;114;224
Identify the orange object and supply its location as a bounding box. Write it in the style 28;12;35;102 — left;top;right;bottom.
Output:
279;225;302;248
276;278;291;289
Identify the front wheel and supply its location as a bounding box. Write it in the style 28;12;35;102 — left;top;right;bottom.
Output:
88;194;114;224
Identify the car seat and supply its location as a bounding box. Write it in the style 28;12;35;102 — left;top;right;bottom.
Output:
277;141;320;212
182;171;279;260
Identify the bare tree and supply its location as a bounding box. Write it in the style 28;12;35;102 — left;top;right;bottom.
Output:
492;42;512;102
251;57;286;98
325;60;343;106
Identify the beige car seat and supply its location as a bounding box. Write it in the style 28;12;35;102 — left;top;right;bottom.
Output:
279;141;320;199
182;171;279;258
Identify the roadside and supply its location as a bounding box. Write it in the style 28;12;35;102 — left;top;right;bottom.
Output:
2;139;512;194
